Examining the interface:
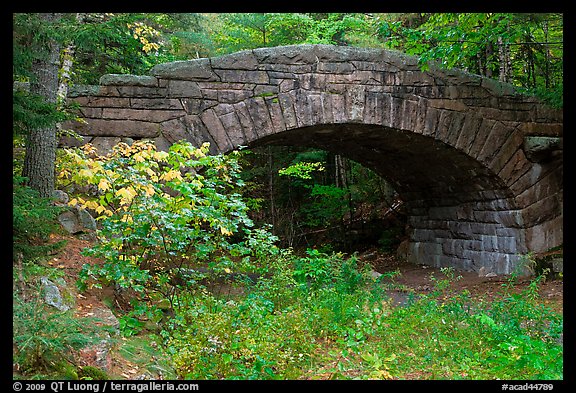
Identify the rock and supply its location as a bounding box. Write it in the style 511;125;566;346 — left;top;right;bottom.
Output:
523;136;562;163
40;276;71;312
79;335;113;372
99;74;158;87
90;137;122;156
550;258;563;273
58;206;97;235
396;239;409;261
370;270;383;280
78;306;120;373
94;338;113;371
52;190;70;206
150;58;218;81
478;267;497;278
91;307;121;333
478;266;486;277
360;251;378;261
76;206;97;231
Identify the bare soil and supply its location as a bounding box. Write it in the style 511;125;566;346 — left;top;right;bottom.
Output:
362;248;563;313
42;234;563;379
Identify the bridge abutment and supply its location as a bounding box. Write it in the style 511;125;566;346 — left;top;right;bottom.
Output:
405;198;528;275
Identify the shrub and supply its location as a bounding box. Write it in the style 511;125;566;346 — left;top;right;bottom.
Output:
13;175;66;261
164;291;315;379
13;286;112;376
60;140;280;335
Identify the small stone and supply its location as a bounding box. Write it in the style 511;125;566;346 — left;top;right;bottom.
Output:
40;277;70;312
485;272;498;278
478;266;487;277
52;190;69;206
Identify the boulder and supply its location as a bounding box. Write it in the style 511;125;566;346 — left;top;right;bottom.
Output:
58;205;97;235
40;276;71;312
52;190;70;206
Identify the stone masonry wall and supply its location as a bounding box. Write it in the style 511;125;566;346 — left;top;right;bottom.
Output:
62;44;563;274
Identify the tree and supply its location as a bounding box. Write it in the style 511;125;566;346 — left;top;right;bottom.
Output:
375;13;563;106
20;13;62;199
14;13;175;197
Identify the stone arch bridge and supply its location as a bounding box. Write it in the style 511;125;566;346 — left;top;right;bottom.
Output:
62;44;563;275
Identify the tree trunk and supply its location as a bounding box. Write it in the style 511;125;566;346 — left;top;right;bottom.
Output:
22;13;62;199
477;51;484;76
56;45;75;102
267;146;276;229
543;21;550;89
497;36;510;83
485;43;493;78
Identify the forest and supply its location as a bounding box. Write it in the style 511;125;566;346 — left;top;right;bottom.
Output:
13;13;563;382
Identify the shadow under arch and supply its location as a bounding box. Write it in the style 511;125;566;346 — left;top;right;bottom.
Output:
249;123;525;274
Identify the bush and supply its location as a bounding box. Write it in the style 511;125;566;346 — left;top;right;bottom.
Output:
165;291;316;379
60;140;280;335
13;175;66;262
13;286;112;376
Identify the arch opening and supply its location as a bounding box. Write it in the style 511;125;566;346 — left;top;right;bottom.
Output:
249;123;526;275
240;143;406;254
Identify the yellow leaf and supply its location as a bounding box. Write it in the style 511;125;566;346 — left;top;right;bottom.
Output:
116;186;137;205
84;200;99;210
134;152;145;163
153;151;169;162
78;169;93;178
220;227;233;236
144;184;155;197
95;205;107;214
161;170;182;182
59;169;70;179
98;178;110;191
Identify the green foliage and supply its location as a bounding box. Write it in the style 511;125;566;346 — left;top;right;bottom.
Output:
162;249;378;379
13;287;111;376
376;13;563;104
165;291;315;379
211;13;381;55
293;248;333;288
301;184;348;228
77;366;110;380
13;175;66;261
363;268;563;380
59;140;282;336
278;161;324;180
12;90;70;136
163;256;562;380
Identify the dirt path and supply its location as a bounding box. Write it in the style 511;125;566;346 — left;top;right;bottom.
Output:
361;248;563;313
54;234;564;315
45;234;563;379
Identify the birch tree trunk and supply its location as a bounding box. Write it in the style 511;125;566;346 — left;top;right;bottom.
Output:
56;13;84;102
498;36;512;84
22;13;62;199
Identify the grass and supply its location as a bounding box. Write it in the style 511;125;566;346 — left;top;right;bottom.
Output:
13;247;562;380
113;335;176;379
157;255;563;380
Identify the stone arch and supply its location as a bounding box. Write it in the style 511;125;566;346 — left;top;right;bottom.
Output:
63;44;563;274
